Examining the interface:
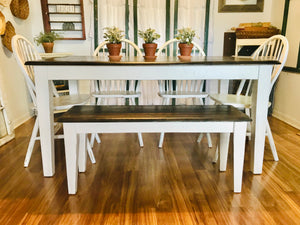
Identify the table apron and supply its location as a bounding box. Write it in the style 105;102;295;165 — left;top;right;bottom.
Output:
34;64;270;80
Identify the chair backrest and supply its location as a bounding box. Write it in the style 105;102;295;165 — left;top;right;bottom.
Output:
157;39;206;95
92;39;142;96
157;38;206;57
93;39;143;57
235;35;289;96
12;35;60;108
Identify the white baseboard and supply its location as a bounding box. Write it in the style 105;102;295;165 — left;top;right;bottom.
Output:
13;113;33;129
272;110;300;130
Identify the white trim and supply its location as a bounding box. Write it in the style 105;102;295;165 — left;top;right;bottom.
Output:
272;110;300;130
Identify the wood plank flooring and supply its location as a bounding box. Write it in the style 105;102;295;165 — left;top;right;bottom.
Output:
0;116;299;225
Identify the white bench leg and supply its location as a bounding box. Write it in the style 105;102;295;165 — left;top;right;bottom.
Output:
63;124;78;194
219;133;230;172
233;122;247;193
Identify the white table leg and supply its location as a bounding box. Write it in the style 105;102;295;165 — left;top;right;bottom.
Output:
233;122;247;193
63;124;78;194
35;67;55;177
78;133;87;172
250;65;272;174
219;133;230;172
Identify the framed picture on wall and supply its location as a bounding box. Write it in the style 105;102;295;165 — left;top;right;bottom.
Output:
218;0;264;12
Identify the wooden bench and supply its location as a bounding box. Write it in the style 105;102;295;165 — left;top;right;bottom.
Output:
58;105;251;194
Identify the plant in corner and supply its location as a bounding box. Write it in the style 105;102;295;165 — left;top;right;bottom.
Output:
175;27;196;57
103;26;125;60
138;28;160;60
34;31;62;53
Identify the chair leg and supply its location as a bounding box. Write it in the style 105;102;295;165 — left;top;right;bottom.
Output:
86;139;96;164
213;145;219;163
90;133;101;147
24;117;39;167
138;133;144;147
197;133;204;143
266;119;279;161
197;133;212;148
206;133;213;148
95;133;101;143
158;132;164;148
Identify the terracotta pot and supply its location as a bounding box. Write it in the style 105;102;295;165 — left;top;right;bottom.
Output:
42;42;54;53
178;43;194;56
143;43;157;57
106;43;122;56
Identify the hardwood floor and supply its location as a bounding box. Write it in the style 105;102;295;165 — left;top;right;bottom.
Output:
0;116;300;225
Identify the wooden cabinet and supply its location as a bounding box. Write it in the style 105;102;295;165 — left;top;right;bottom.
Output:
40;0;86;40
223;32;266;57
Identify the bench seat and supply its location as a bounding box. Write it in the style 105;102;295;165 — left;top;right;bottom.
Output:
58;105;251;194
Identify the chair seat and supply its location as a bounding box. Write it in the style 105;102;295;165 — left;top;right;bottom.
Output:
210;94;272;109
158;91;208;99
91;91;141;98
53;94;90;112
209;94;252;109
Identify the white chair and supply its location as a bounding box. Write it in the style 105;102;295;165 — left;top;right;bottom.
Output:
209;35;289;161
91;39;144;147
156;38;212;148
12;35;96;167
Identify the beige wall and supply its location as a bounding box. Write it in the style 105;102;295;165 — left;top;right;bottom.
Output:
271;0;300;130
0;2;35;127
273;72;300;129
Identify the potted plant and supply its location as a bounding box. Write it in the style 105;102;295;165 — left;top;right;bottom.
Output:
175;27;196;57
34;31;61;53
138;28;160;60
103;26;125;60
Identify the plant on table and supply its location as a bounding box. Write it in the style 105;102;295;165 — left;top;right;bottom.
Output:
34;31;62;53
103;26;125;58
175;27;196;56
138;28;160;60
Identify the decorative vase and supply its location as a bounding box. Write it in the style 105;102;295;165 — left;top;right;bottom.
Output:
178;43;193;56
107;43;122;56
42;42;54;53
143;43;157;61
106;43;122;61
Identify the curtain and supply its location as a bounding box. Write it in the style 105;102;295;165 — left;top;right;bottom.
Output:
137;0;166;105
96;0;212;105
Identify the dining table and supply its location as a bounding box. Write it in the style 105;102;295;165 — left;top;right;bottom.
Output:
25;55;277;177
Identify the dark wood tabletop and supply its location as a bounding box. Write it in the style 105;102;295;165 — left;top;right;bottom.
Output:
57;105;252;123
25;55;279;66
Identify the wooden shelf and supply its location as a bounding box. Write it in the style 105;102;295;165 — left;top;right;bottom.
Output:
48;12;82;15
51;29;82;31
47;3;80;6
49;21;82;23
40;0;86;40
